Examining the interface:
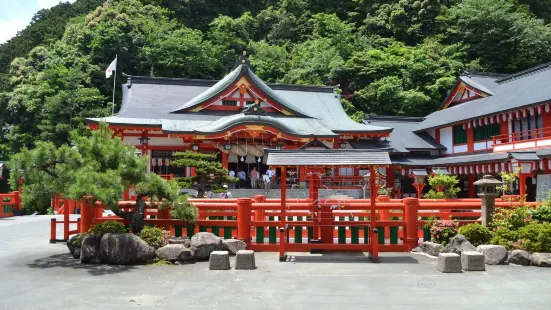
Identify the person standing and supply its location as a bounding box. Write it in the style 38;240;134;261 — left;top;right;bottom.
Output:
237;169;247;188
266;168;275;182
263;173;271;194
250;167;258;189
228;169;236;188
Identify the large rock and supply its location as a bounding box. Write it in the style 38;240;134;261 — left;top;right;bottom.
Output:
507;250;531;266
100;233;156;265
530;253;551;267
419;242;442;257
168;237;191;247
191;232;223;260
222;239;247;255
442;234;476;255
80;235;102;264
476;245;508;265
155;244;195;262
72;248;81;259
67;233;85;255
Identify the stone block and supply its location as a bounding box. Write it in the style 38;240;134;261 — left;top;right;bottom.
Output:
209;251;230;270
437;253;462;273
461;251;485;271
235;250;256;270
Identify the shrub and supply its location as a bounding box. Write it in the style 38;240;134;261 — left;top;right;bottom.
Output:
430;220;459;245
490;227;519;250
138;226;169;249
530;205;551;223
171;200;199;224
518;222;551;253
88;220;127;238
377;187;393;196
458;223;492;246
491;205;532;230
425;174;461;198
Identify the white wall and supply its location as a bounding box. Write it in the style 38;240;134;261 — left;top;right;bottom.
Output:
440;126;453;154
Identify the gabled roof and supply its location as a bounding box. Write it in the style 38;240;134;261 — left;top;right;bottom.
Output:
170;63;312;117
87;68;392;136
415;63;551;131
363;115;445;153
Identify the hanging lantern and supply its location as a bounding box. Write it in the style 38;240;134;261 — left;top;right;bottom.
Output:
164;158;170;166
479;119;483;126
240;156;245;162
191;143;200;151
529;107;534;116
157;158;163;166
546;103;550;113
538;105;543;114
495;163;499;172
484;117;489;125
224;143;232;151
490;116;494;124
257;157;262;162
339;141;347;148
467;121;472;129
152;158;157;167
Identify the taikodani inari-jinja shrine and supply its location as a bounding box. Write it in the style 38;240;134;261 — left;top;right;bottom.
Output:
86;54;551;201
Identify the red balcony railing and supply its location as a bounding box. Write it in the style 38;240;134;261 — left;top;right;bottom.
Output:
492;127;551;152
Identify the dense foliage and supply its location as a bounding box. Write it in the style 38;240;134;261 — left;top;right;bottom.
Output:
7;122;179;213
138;226;169;249
457;223;492;247
88;220;128;238
171;197;199;224
429;219;458;245
2;0;551;187
424;174;461;199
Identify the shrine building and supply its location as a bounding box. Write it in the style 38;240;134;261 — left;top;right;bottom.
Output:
86;56;551;201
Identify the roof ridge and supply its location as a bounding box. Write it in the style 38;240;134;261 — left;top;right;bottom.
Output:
124;74;336;92
364;115;425;122
496;62;551;84
462;71;507;78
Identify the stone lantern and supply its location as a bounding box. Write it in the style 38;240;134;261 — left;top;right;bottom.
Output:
363;171;385;199
473;175;503;227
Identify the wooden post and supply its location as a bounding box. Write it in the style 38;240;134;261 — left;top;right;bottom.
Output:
370;166;376;237
279;166;287;261
403;197;420;251
468;174;476;198
80;200;94;233
237;198;252;243
63;200;71;240
50;218;57;243
222;152;229;170
371;228;379;261
519;174;528;197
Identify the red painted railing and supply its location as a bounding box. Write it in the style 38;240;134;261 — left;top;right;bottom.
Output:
492;126;551;151
50;195;538;254
0;191;21;218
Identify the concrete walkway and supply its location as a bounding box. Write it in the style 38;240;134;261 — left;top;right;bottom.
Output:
0;215;550;309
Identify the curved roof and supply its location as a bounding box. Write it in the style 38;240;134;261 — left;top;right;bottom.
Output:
170;64;313;117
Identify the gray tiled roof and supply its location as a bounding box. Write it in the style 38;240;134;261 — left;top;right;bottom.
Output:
266;149;391;166
87;68;391;135
363;116;445;153
416;63;551;131
391;148;551;166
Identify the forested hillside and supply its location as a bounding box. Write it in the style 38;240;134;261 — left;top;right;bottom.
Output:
1;0;551;163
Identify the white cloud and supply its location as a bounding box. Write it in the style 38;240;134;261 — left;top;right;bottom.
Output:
0;16;30;43
0;0;76;43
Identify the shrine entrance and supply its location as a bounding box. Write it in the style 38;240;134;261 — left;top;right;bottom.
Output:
265;149;394;261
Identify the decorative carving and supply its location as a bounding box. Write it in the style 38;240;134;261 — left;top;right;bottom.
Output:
243;102;267;116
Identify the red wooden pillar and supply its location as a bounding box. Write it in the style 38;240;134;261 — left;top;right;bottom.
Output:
63;200;71;240
279;167;287;260
468;174;476;198
519;174;528;197
80;200;94;233
237;198;252;244
222;152;229;170
403;198;419;251
467;128;474;153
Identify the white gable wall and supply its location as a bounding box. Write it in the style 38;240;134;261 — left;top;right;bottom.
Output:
440;126;453;154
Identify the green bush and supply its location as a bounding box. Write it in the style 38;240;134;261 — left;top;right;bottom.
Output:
491;205;531;230
458;223;492;246
171;200;199;224
490;227;519;250
531;205;551;223
429;220;459;245
138;226;169;249
518;222;551;252
88;220;127;238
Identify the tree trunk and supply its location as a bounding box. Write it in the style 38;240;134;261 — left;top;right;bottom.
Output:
113;194;147;233
197;175;207;198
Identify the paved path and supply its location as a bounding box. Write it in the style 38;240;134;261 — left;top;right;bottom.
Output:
1;216;550;309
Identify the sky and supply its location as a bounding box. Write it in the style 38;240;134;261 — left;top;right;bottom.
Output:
0;0;76;43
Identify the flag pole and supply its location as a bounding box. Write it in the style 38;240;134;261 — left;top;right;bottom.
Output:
111;55;117;116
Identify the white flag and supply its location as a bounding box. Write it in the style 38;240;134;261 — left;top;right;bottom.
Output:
105;56;117;78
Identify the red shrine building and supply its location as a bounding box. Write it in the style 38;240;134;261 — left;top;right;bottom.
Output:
87;57;551;201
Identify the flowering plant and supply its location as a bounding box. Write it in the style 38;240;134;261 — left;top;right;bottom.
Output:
429;220;459;245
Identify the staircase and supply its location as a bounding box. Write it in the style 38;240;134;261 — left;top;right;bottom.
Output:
227;188;361;199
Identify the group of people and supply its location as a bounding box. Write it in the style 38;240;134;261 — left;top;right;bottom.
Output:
227;167;275;194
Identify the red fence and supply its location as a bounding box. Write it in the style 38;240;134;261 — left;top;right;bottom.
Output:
49;195;538;257
0;191;21;218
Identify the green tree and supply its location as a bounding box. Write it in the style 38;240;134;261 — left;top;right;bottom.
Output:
8;123;178;232
172;151;235;198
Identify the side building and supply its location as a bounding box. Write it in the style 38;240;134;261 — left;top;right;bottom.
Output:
366;63;551;200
